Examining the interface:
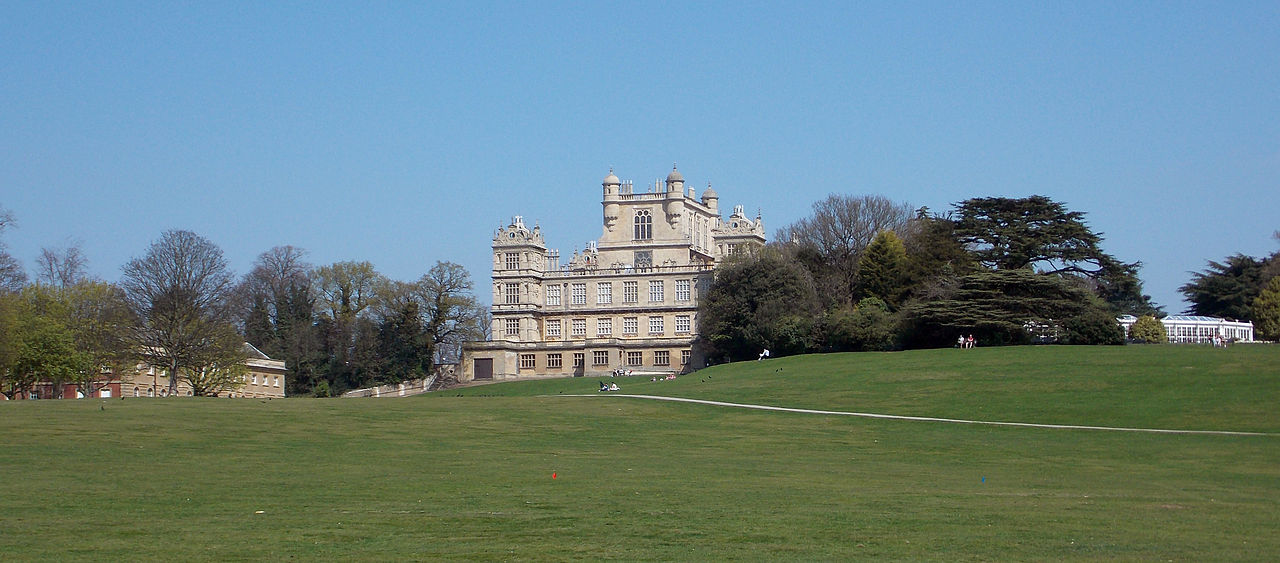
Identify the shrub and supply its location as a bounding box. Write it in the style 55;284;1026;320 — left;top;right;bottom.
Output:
1062;309;1125;345
1128;315;1167;343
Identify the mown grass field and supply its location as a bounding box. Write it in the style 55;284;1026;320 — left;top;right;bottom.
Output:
2;345;1277;560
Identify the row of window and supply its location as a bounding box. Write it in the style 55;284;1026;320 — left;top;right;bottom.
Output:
122;383;277;399
243;374;282;387
1167;326;1251;339
526;315;693;338
539;279;694;306
518;349;691;370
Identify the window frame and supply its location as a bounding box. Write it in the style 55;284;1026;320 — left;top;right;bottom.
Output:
649;280;664;303
649;316;664;335
675;279;691;301
654;350;670;366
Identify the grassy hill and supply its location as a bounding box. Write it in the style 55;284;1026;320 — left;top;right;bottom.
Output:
2;345;1277;560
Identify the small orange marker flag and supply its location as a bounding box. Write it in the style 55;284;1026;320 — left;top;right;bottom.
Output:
552;472;557;479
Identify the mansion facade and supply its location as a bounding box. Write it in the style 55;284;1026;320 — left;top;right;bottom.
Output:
460;166;766;381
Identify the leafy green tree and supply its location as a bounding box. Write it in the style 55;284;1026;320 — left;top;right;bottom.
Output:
1128;315;1167;344
1179;254;1266;320
857;231;909;308
64;281;137;398
0;292;20;396
1252;276;1280;341
0;286;96;398
699;250;820;362
312;260;382;322
819;298;899;352
312;260;384;393
12;314;85;398
18;285;90;398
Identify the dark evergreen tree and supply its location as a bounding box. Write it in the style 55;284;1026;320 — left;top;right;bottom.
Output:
857;231;909;308
1180;254;1268;320
376;300;429;384
901;210;978;294
1061;309;1125;345
1091;258;1164;316
242;295;275;354
900;269;1106;348
954;195;1113;275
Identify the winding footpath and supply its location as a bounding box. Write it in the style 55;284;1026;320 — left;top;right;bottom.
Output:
559;394;1276;437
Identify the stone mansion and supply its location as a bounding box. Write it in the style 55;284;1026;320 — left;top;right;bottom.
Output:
460;166;766;381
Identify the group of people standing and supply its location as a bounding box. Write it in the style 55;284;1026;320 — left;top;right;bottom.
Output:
957;334;977;349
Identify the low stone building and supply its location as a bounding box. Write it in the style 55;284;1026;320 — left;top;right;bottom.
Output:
21;343;287;399
461;166;766;382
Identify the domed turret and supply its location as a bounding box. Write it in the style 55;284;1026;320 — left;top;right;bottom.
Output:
665;165;683;183
603;167;621;231
665;164;685;196
701;182;719;211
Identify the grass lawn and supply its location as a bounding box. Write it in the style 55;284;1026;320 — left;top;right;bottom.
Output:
1;345;1277;560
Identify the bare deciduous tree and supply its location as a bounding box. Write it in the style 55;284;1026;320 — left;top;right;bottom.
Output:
775;194;913;306
36;243;90;287
234;246;313;351
0;207;27;292
416;261;487;365
120;230;245;396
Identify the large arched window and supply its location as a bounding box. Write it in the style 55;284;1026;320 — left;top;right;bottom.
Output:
634;210;652;240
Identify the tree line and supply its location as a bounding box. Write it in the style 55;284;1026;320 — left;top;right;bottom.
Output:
0;211;487;399
698;194;1278;362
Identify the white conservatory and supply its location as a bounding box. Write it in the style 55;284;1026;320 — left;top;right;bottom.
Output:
1118;315;1255;343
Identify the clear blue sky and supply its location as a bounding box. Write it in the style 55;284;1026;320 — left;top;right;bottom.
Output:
2;2;1277;311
